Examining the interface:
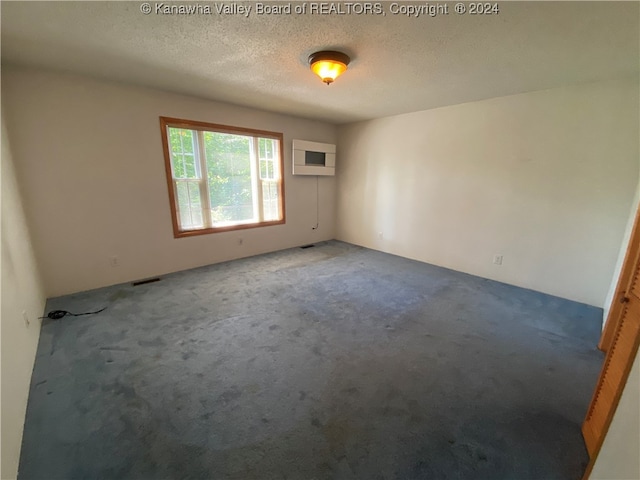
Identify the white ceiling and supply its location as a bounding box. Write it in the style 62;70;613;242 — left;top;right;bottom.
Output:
1;1;638;124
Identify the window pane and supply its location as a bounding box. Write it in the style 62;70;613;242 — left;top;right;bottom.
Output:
260;139;278;181
260;159;268;179
188;182;203;226
182;130;195;154
262;181;279;221
184;153;197;179
176;180;204;230
169;128;198;179
203;131;255;225
260;159;275;180
172;154;186;178
259;138;276;160
169;128;183;154
258;138;266;159
169;128;195;154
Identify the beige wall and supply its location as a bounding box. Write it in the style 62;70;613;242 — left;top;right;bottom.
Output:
590;350;640;480
2;66;337;297
1;108;47;479
336;78;639;307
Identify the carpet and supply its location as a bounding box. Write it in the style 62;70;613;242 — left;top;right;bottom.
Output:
18;241;604;479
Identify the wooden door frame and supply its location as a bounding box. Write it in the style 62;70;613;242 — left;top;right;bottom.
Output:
599;206;640;352
582;203;640;479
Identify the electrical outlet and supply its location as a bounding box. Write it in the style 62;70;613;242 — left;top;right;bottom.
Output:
378;232;384;239
22;310;30;327
110;255;119;267
493;254;503;266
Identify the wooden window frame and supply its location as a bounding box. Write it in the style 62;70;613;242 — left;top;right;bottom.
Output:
160;116;286;238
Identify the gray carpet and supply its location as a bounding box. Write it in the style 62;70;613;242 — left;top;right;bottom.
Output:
19;241;604;480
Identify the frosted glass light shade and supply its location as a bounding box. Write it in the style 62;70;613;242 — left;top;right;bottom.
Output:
309;51;350;85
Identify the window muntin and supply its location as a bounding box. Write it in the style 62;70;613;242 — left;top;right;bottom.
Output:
160;117;285;237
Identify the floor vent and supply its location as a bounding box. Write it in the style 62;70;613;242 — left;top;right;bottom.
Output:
300;244;315;249
132;277;161;286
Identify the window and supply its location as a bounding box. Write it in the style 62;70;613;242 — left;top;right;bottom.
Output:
160;117;285;237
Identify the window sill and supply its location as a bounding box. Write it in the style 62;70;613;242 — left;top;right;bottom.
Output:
173;218;285;238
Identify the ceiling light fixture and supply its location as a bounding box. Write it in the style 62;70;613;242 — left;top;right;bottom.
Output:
309;51;350;85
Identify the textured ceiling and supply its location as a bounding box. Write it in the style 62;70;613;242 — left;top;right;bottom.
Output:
1;1;638;124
